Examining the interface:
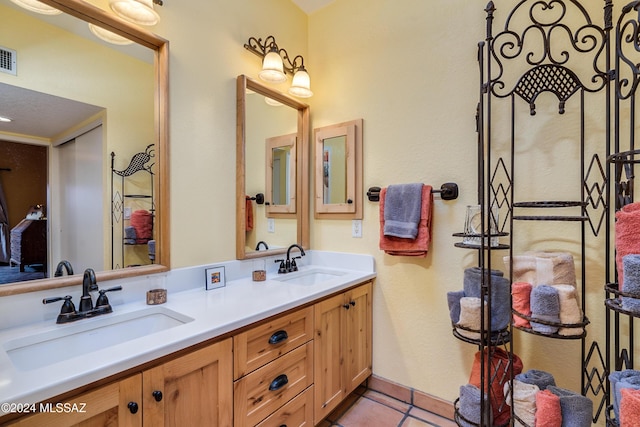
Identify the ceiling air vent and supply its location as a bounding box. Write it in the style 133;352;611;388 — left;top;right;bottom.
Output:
0;46;17;76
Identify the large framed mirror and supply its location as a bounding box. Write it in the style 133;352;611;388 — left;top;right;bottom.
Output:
0;0;169;295
236;75;309;260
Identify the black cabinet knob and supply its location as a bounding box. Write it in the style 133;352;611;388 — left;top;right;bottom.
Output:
350;300;356;307
152;390;163;402
347;199;353;204
343;304;351;310
128;401;139;414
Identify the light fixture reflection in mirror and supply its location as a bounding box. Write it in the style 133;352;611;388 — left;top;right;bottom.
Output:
0;0;169;296
236;75;309;260
9;0;61;14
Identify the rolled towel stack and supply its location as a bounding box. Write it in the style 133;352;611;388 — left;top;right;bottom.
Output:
620;388;640;427
609;369;640;423
469;347;523;426
622;254;640;314
535;389;562;427
457;297;487;340
530;285;561;335
512;282;533;328
547;386;592;427
131;209;153;243
463;267;511;330
504;252;576;286
503;379;539;427
551;285;583;336
516;369;556;391
615;202;640;287
458;384;488;427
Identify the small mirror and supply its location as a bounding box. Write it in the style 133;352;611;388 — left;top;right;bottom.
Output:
266;134;296;215
314;119;363;219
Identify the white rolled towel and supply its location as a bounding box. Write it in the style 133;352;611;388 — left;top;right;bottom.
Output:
504;379;539;427
552;284;583;336
456;297;487;340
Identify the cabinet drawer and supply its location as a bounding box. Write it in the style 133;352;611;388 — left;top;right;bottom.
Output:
256;386;314;427
234;341;313;427
234;306;313;379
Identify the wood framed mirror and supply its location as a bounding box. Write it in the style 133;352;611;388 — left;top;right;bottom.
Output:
0;0;169;296
314;119;363;219
236;75;309;260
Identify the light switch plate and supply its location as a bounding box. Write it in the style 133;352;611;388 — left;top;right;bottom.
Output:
124;207;132;220
267;218;275;233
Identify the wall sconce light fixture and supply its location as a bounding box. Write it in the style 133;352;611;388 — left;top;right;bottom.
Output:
244;35;313;98
9;0;62;15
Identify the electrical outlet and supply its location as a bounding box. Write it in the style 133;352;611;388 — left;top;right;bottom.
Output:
352;220;362;238
124;207;132;220
267;218;275;233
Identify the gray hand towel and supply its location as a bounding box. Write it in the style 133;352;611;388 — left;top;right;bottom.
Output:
515;369;556;390
447;290;465;323
547;386;593;427
609;369;640;423
383;183;423;239
463;267;510;330
622;254;640;314
124;225;137;245
530;285;561;334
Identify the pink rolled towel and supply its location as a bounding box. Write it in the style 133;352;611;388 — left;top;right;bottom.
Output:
512;281;533;328
621;388;640;427
616;202;640;288
535;389;562;427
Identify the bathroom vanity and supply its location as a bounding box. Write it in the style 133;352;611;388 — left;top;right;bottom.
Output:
0;252;374;427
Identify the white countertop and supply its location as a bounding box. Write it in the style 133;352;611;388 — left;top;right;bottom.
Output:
0;253;375;414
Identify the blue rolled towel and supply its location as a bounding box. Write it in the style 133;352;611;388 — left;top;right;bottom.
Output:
459;384;489;427
124;225;137;245
622;254;640;314
530;285;560;334
548;386;592;427
516;369;556;390
447;290;465;323
463;267;511;330
383;183;423;239
610;369;640;423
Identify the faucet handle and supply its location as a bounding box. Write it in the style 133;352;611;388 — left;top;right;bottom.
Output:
95;286;123;309
275;259;286;274
290;256;301;272
43;295;76;314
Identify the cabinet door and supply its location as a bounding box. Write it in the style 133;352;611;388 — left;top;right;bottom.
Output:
5;374;142;427
344;282;372;393
314;292;347;424
143;338;233;427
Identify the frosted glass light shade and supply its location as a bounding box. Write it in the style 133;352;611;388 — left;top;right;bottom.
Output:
264;97;283;107
288;69;313;98
89;23;134;45
259;50;286;83
9;0;62;15
110;0;160;26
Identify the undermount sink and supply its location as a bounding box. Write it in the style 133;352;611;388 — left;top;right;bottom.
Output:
273;268;347;286
4;306;194;371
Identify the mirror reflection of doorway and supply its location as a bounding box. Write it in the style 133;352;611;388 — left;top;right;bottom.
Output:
0;141;47;283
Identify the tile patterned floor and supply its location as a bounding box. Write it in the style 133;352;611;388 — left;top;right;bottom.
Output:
318;387;458;427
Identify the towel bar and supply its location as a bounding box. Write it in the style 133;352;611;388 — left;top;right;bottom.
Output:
366;182;458;202
248;193;265;204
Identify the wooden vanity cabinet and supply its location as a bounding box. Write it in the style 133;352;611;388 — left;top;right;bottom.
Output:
3;338;232;427
314;281;372;424
3;374;142;427
142;338;233;426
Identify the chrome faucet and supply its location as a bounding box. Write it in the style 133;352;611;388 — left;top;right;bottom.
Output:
255;241;269;251
53;260;74;277
43;268;122;324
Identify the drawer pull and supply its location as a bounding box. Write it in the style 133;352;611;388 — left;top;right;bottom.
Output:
268;330;289;345
152;390;163;402
127;401;139;414
269;374;289;391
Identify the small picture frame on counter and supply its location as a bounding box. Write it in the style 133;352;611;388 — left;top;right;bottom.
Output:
205;266;226;290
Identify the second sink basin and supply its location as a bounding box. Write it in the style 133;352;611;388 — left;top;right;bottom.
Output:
273;268;347;286
4;306;194;371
